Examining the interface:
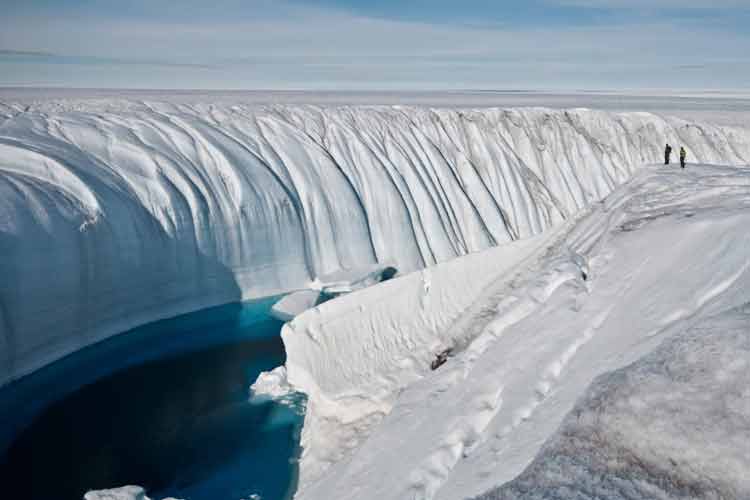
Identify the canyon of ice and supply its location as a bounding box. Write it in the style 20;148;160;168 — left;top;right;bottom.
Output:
1;97;750;499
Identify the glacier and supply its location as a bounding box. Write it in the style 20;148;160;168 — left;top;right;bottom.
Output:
255;162;750;500
2;101;750;388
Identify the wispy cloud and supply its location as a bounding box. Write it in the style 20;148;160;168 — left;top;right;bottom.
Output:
0;50;214;69
551;0;750;8
0;49;56;57
0;0;747;90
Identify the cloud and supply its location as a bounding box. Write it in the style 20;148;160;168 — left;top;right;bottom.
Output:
552;0;750;7
0;49;56;57
0;0;748;89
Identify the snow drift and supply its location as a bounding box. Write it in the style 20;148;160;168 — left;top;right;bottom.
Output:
2;102;750;385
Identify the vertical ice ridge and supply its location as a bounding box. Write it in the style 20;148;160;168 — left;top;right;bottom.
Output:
1;104;749;385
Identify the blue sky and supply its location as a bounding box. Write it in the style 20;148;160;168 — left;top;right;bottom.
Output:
1;0;748;90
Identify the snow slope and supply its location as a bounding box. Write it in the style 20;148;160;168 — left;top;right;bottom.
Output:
257;163;750;499
476;305;750;500
1;102;750;386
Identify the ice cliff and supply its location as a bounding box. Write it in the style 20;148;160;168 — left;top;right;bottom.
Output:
1;102;749;385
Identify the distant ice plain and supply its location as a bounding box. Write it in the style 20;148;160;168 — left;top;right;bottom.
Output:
3;87;750;126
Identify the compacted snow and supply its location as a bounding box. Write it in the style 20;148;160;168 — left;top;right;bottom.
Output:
2;100;750;386
477;305;750;500
255;163;750;500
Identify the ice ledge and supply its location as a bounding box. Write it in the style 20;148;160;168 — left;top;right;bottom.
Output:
269;265;398;322
84;485;181;500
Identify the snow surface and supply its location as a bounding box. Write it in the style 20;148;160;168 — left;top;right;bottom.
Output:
257;163;750;499
2;101;750;386
476;305;750;500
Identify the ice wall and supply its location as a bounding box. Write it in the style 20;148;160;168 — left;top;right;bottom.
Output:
1;103;749;384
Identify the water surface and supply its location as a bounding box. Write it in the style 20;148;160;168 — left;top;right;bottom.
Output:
0;297;303;500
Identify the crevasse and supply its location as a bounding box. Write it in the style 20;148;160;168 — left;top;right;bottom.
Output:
1;103;749;385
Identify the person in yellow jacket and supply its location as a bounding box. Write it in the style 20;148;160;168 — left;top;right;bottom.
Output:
680;147;687;169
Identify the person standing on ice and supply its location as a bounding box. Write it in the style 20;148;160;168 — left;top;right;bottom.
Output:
680;147;687;169
664;143;673;165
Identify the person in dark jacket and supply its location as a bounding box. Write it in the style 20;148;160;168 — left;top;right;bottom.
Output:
664;143;673;165
680;147;687;169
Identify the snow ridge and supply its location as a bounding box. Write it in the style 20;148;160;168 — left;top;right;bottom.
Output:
1;104;749;385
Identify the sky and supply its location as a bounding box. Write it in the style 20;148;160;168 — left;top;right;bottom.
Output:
0;0;748;91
